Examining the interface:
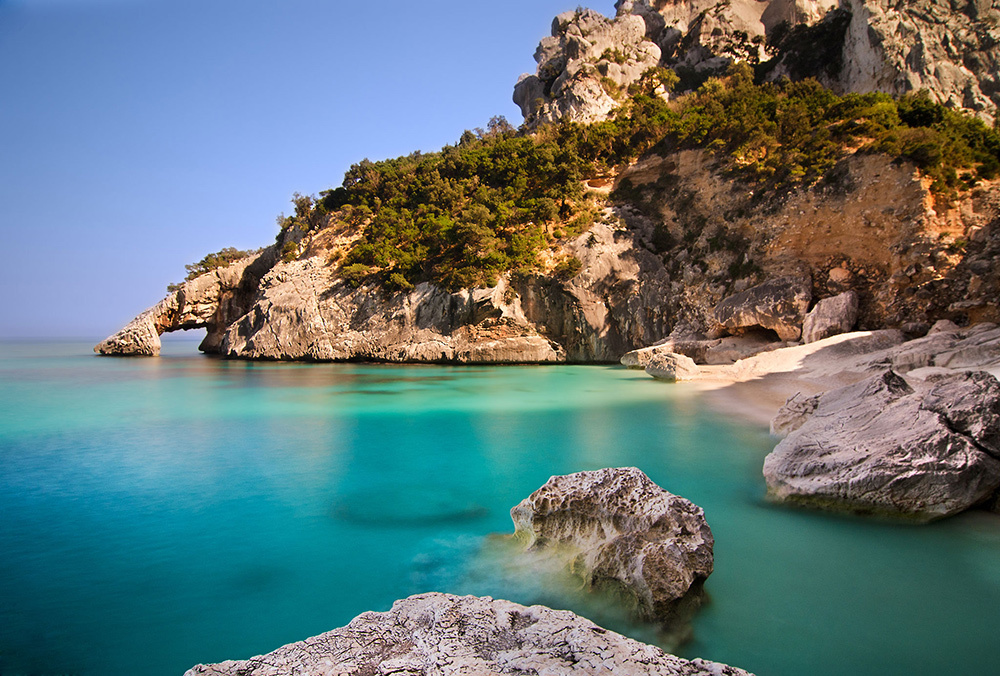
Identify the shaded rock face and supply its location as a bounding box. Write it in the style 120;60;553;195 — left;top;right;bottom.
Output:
764;369;1000;520
802;290;859;343
714;276;812;341
510;468;714;625
185;593;753;676
840;0;1000;124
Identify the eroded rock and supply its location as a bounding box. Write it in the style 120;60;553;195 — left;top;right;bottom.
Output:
184;593;753;676
510;468;713;624
802;291;859;344
645;352;700;381
764;369;1000;520
714;276;811;342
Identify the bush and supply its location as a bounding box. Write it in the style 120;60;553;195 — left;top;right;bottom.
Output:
168;246;260;290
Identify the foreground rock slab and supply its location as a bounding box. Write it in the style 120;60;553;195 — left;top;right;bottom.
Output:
764;370;1000;520
510;468;713;623
185;593;753;676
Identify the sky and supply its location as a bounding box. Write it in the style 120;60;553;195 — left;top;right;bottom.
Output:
0;0;615;339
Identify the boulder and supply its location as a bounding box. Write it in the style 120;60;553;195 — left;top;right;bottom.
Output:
645;352;700;381
510;468;713;623
801;291;858;343
621;342;676;368
764;370;1000;520
184;593;754;676
713;276;811;342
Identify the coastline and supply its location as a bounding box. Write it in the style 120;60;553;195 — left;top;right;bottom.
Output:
670;328;1000;429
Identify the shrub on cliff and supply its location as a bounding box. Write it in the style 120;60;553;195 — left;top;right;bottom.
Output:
167;247;260;292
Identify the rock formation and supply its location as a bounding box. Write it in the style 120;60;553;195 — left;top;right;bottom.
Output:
94;250;275;356
514;8;661;126
645;351;700;381
517;0;1000;125
184;593;753;676
801;290;859;343
510;468;714;624
713;276;812;341
97;4;1000;363
764;369;1000;520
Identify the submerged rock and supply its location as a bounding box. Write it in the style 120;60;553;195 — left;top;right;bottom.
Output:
764;370;1000;520
184;593;753;676
510;468;713;625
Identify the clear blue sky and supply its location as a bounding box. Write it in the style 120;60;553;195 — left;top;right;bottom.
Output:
0;0;613;338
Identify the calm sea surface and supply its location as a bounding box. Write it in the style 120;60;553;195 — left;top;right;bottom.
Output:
2;341;999;676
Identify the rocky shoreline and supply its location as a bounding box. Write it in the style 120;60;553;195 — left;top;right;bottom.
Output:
625;322;1000;520
184;593;752;676
187;469;749;675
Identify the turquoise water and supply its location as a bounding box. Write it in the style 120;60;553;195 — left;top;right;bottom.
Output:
1;341;999;676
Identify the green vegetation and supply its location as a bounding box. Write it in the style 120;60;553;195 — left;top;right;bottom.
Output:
167;246;260;292
313;116;590;290
288;65;999;292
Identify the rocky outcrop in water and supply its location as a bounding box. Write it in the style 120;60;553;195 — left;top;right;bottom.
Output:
184;593;753;676
94;251;274;356
510;468;714;624
764;369;1000;520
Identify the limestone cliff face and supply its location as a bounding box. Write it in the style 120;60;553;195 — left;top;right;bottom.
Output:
840;0;1000;123
94;249;276;356
516;0;999;126
95;3;1000;363
96;148;999;362
99;219;674;363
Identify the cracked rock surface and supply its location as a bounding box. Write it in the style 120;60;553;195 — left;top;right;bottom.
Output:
511;468;714;624
184;592;753;676
764;369;1000;520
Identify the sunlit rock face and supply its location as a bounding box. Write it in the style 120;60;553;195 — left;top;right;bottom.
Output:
184;592;755;676
511;468;714;627
765;369;1000;520
517;0;1000;127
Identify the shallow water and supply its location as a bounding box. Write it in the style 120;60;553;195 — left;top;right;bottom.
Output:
1;341;998;676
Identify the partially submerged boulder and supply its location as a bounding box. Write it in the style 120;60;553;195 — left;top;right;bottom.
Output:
802;291;858;343
713;276;811;342
764;370;1000;520
645;352;700;381
510;468;713;623
184;593;753;676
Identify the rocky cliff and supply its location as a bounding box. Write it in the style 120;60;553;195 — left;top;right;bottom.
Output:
517;0;1000;126
96;148;999;362
97;2;1000;363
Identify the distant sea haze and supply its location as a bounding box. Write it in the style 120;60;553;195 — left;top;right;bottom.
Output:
1;342;998;676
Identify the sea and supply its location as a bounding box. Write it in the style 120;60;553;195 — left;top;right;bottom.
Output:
1;339;999;676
